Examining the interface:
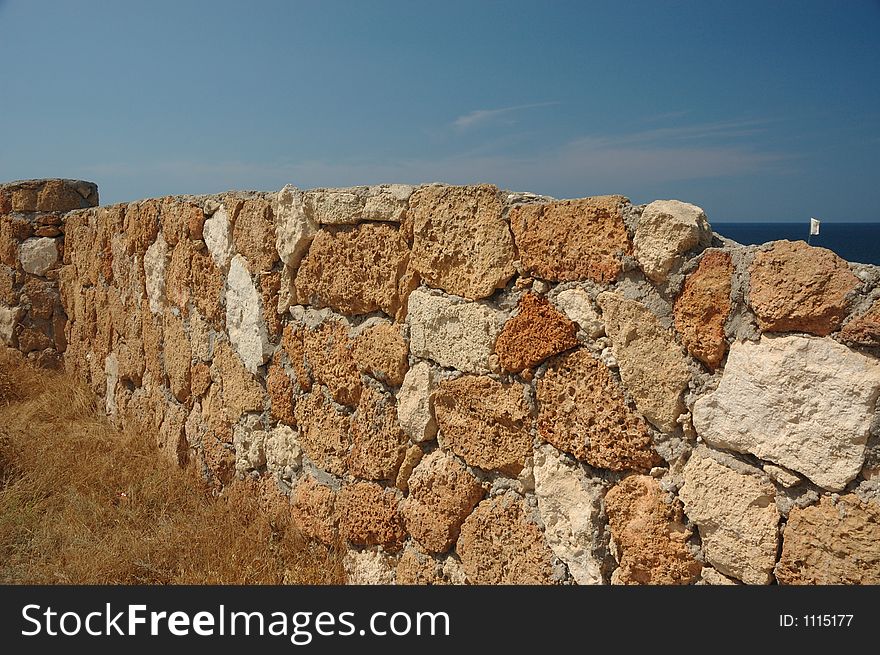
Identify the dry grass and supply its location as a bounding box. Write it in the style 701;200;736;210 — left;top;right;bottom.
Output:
0;346;344;585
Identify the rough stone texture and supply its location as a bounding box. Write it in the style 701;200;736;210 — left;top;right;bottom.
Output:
264;424;302;478
634;199;711;283
275;185;318;269
336;482;406;550
190;361;212;398
294;223;411;317
509;196;631;283
0;266;16;306
406;289;500;374
400;451;484;554
457;494;557;585
225;255;272;373
22;277;58;320
776;495;880;584
673;250;733;370
0;179;97;212
351;320;409;387
494;293;578;372
266;362;295;425
157;403;188;467
233;425;267;474
396;546;464;585
679;447;780;585
210;341;266;425
203;204;234;271
343;548;398;585
301;319;362;406
305;185;411;224
163;311;192;403
394;444;423;492
0;305;21;346
281;324;312;392
553;288;604;338
598;293;690;433
692;335;880;491
839;300;880;347
290;475;338;545
348;386;408;481
408;184;515;299
749;240;859;336
396;361;437;442
190;249;224;326
19;237;58;276
143;234;168;315
532;443;604;584
604;475;702;585
293;389;351;477
232;198;278;273
434;375;532;474
536;349;659;471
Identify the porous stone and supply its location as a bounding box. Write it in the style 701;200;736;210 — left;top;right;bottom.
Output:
394;444;423;492
763;464;801;488
692;335;880;491
673;250;733;370
267;362;295;425
232;198;278;273
749;240;859;336
395;361;437;442
406;288;501;374
233;425;267;474
532;443;604;585
396;546;461;585
634;200;711;283
226;255;272;373
275;185;318;269
0;266;16;305
408;184;516;299
190;362;212;398
344;548;398;585
190;249;224;326
265;424;302;478
536;349;659;471
143;233;168;315
553;288;604;338
210;341;266;424
351;320;409;387
0;305;22;346
281;324;312;391
164;311;192;403
604;475;702;585
400;451;484;554
305;185;411;224
348;386;408;481
598;293;690;432
293;389;351;477
839;300;880;347
336;482;406;550
301;319;362;406
494;293;578;372
290;475;338;545
19;237;58;276
203;204;234;271
21;277;57;320
157;403;188;468
434;375;532;474
776;495;880;584
457;494;558;584
294;223;410;317
679;447;780;585
509;196;631;283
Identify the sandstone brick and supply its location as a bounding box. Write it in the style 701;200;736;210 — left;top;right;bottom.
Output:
457;494;557;584
264;424;302;478
190;361;212;398
233;198;278;273
495;293;578;372
776;495;880;584
604;475;702;585
395;361;437;443
536;349;659;471
552;288;604;338
509;196;631;283
839;300;880;347
233;424;267;474
349;386;408;481
336;482;406;550
35;179;95;212
749;240;859;336
0;216;21;267
304;185;412;225
301;319;361;406
434;375;532;474
164;311;192;403
281;324;312;391
0;265;16;305
211;341;266;424
190;248;224;326
293;389;351;476
202;433;236;487
351;320;409;387
34;226;61;238
294;223;410;317
123;199;161;256
394;444;423;492
141;301;165;384
19;237;59;276
290;475;338;545
634;200;711;283
21;276;57;320
259;271;282;340
157;402;188;467
267;361;296;425
16;324;53;353
275;185;318;268
396;545;465;585
226;255;272;373
673;250;733;370
401;451;484;553
408;184;515;299
343;547;398;585
160;198;202;246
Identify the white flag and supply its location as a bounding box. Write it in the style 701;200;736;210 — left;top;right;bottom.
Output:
810;218;820;236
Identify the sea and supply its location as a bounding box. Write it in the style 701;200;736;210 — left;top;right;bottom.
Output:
713;223;880;266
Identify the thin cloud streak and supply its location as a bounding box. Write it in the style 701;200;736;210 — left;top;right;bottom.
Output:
452;102;559;130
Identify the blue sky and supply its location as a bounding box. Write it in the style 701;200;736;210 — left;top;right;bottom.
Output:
1;0;878;221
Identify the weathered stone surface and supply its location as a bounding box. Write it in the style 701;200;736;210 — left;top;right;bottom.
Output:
408;184;515;299
400;451;484;554
406;289;501;374
233;424;267;474
301;319;361;406
267;362;295;425
0;305;21;346
21;277;57;320
336;482;406;550
457;494;557;584
160;198;202;246
203;204;234;271
157;403;188;467
190;249;224;325
165;238;193;313
264;424;302;478
294;223;410;317
258;271;282;340
281;324;312;392
396;361;437;442
532;444;604;584
190;361;211;398
293;389;351;476
692;335;880;491
305;184;411;224
495;293;577;372
598;293;690;432
143;233;168;315
604;475;702;585
210;341;266;424
749;241;859;336
226;255;272;373
396;546;464;585
536;349;659;471
776;495;880;584
343;548;398;585
673;250;733;369
232;198;278;273
634;200;711;283
275;185;318;269
164;311;192;403
679;447;779;585
0;266;16;305
839;300;880;347
351;320;409;387
394;444;423;492
553;288;604;338
19;237;58;276
349;386;408;481
290;475;338;545
434;375;532;474
509;196;631;283
17;325;53;353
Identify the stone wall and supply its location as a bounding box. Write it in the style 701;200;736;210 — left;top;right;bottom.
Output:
2;178;880;585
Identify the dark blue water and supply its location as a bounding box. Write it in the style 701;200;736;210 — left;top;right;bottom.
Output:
713;223;880;266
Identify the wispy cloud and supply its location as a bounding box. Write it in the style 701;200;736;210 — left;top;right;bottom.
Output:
452;102;559;130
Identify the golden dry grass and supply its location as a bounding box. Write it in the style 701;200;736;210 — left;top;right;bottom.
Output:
0;346;344;584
